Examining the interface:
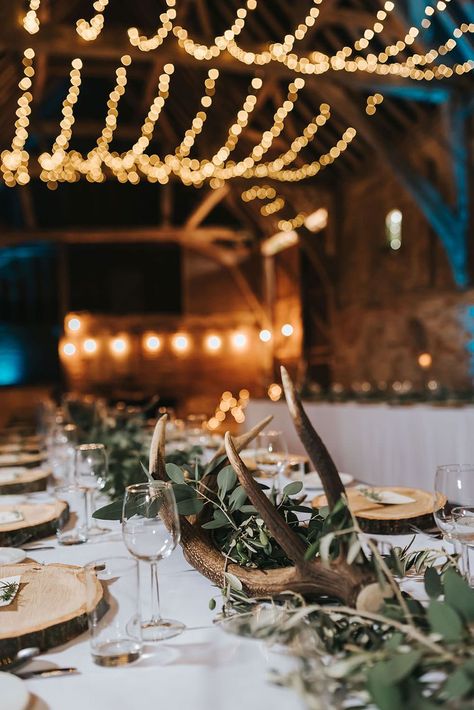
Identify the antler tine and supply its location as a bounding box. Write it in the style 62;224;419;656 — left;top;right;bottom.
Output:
214;415;273;458
149;413;168;481
280;366;345;510
224;431;307;567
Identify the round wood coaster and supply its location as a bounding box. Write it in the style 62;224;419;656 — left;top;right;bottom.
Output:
0;501;68;547
0;562;105;662
312;486;435;534
0;467;51;495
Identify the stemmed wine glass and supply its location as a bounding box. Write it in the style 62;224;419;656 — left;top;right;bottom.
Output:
433;465;474;538
433;464;474;577
75;443;110;536
122;481;185;642
452;506;474;585
254;430;288;491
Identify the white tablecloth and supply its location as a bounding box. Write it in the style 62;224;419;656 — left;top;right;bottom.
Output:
245;400;474;490
17;526;303;710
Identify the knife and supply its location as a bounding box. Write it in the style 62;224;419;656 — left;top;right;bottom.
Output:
18;667;79;679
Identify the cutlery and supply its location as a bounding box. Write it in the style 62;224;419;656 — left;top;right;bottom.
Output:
1;647;40;672
18;667;79;679
22;545;56;551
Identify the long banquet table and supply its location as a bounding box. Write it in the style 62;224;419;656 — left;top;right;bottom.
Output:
14;522;437;710
20;524;304;710
245;399;474;490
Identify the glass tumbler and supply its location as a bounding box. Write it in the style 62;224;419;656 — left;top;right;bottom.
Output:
55;484;88;545
85;557;142;667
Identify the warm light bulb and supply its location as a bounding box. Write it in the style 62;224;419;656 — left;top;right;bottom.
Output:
110;336;128;356
83;338;97;354
62;342;76;357
67;316;81;332
206;334;222;352
231;332;248;350
281;323;294;337
259;329;272;343
268;383;282;401
418;352;432;369
144;334;161;353
172;333;190;353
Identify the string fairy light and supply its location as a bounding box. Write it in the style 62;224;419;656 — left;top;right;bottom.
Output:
76;0;110;41
22;0;41;34
2;2;473;188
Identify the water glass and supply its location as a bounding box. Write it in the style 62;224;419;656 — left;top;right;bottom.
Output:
433;464;474;540
55;484;88;545
254;430;288;486
122;481;184;642
452;506;474;585
47;423;78;485
75;443;110;536
85;557;142;666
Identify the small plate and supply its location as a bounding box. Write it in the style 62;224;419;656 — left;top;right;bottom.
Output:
0;672;29;710
0;547;27;564
298;471;354;490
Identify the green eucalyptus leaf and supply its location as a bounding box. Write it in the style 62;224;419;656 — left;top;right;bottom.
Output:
176;497;204;516
283;481;303;497
367;665;403;710
443;568;474;622
382;650;422;683
240;505;258;514
92;497;124;520
427;600;463;641
229;485;248;511
424;566;442;599
166;463;186;484
224;572;243;591
208;597;216;610
441;668;473;701
202;519;229;530
217;466;237;498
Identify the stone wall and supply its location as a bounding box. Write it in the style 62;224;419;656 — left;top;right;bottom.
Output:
324;165;473;390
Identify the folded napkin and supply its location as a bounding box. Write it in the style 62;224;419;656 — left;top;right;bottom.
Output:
0;510;24;525
0;575;21;607
357;485;416;505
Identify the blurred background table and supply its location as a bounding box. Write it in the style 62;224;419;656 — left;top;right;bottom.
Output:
245;400;474;489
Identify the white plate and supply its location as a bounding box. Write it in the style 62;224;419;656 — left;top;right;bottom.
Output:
0;671;30;710
0;548;27;564
297;471;354;490
0;496;27;506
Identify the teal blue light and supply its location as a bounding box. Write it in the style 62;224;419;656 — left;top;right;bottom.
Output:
0;328;24;386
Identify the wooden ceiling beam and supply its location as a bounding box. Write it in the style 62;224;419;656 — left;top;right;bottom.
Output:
185;185;230;229
0;226;248;248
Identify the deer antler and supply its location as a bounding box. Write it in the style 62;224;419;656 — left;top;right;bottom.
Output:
281;366;345;509
225;431;307;567
149;413;167;480
147;405;380;610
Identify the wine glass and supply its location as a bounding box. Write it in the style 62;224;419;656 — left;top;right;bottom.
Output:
75;443;110;536
122;481;185;642
254;430;288;490
452;506;474;585
433;465;474;542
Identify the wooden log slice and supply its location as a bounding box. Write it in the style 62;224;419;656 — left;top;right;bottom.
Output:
0;467;51;495
0;453;46;469
313;486;435;534
0;562;106;662
0;501;69;547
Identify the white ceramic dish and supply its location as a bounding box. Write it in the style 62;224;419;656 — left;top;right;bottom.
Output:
0;548;27;564
292;471;354;490
0;671;30;710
